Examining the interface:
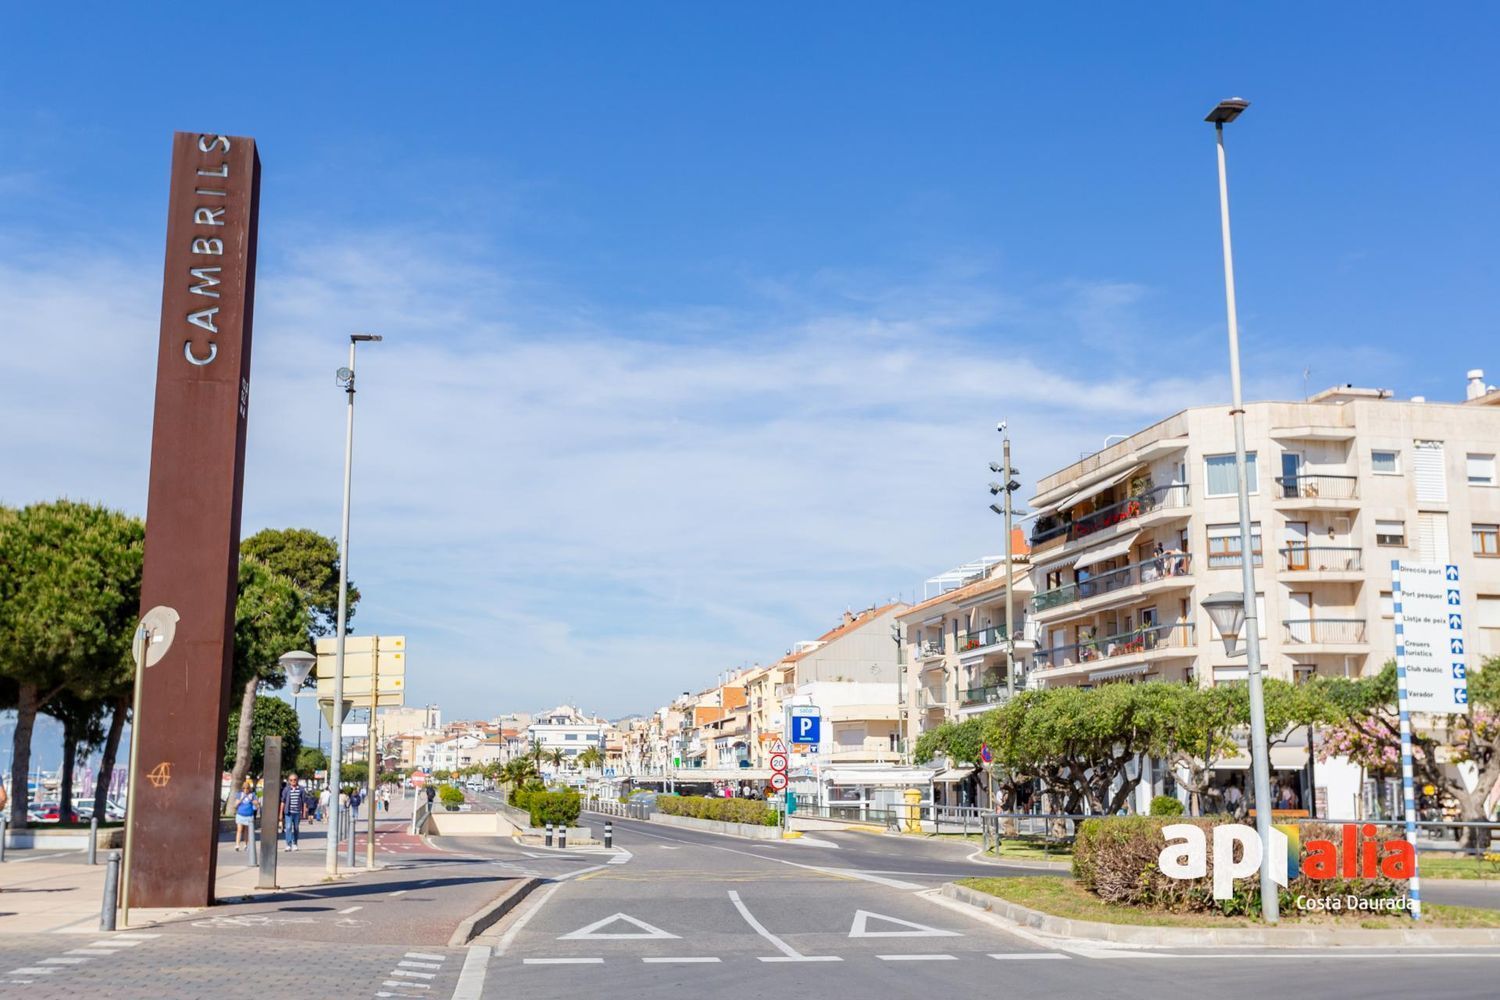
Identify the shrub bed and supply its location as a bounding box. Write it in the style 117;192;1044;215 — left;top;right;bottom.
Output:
525;790;581;829
1072;816;1405;916
656;795;777;827
438;785;465;809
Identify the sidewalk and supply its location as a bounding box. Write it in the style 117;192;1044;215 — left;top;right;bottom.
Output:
0;794;427;935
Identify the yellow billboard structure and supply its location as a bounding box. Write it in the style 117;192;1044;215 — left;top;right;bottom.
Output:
314;634;406;708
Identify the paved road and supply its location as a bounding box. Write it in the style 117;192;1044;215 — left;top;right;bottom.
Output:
466;814;1500;1000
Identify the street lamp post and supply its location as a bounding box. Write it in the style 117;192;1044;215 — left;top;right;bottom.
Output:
1205;96;1278;924
989;423;1022;699
326;333;381;875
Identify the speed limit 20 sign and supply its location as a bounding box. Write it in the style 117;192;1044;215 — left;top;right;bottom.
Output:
769;753;788;772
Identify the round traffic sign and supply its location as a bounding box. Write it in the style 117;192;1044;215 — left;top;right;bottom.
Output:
769;753;788;772
769;772;788;791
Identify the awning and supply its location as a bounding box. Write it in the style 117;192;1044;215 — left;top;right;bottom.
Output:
1211;747;1314;771
821;767;936;786
1073;532;1141;572
1088;663;1151;682
933;766;976;782
1057;466;1139;512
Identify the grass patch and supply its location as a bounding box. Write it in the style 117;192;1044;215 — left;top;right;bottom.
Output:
923;832;1073;862
1417;854;1500;880
956;876;1500;929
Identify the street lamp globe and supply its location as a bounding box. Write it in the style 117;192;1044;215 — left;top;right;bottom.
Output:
1200;592;1247;655
279;650;317;693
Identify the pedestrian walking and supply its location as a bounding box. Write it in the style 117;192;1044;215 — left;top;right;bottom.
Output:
381;786;392;813
232;779;257;850
423;783;436;808
317;786;330;824
280;773;307;851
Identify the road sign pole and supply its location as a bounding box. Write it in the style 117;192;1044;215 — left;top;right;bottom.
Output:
366;638;379;871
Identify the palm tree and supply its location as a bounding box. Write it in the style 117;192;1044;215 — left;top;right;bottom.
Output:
578;746;603;773
548;748;565;772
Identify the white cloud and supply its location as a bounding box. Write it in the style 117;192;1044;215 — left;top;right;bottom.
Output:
0;229;1242;718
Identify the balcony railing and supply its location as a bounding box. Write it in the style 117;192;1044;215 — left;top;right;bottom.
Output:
1283;618;1366;643
1031;553;1194;612
1031;484;1190;546
960;684;1010;707
1279;546;1362;573
1034;622;1196;671
917;639;947;659
1275;474;1358;501
830;738;903;760
955;625;1016;653
917;689;949;710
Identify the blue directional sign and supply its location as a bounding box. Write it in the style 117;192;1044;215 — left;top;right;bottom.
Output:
1448;589;1463;606
1452;637;1465;654
788;705;821;745
1453;663;1468;679
1446;565;1461;581
1450;613;1464;630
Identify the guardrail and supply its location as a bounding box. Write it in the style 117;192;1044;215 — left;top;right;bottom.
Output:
1275;473;1358;500
1282;618;1366;643
1031;553;1194;612
1033;622;1195;670
411;799;431;835
1279;545;1362;572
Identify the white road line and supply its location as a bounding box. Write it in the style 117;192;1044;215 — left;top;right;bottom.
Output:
40;958;88;965
553;864;608;880
399;960;442;969
493;882;561;957
877;954;957;961
383;981;430;990
9;968;57;975
728;890;841;963
450;944;490;1000
65;950;116;956
390;969;437;979
111;933;159;940
391;890;409;896
624;823;921;889
405;951;445;961
522;958;604;965
641;957;721;963
990;953;1071;960
339;906;364;914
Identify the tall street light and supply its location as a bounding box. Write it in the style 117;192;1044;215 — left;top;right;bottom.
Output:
326;333;381;875
1204;96;1277;924
989;422;1022;699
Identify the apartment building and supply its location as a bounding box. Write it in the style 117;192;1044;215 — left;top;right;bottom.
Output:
1024;371;1500;690
527;705;607;770
899;542;1034;748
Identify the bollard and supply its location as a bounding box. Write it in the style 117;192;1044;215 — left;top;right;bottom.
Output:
558;826;566;849
545;822;553;847
89;816;99;865
346;805;356;868
100;850;121;931
247;817;258;868
0;814;7;862
604;821;613;849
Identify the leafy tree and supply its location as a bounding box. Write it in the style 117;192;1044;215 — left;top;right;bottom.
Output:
1318;660;1500;846
342;760;369;785
223;695;302;778
239;527;358;642
296;746;329;776
0;501;143;827
224;558;313;801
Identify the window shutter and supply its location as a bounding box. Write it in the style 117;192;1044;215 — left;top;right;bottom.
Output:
1417;511;1450;564
1413;441;1447;503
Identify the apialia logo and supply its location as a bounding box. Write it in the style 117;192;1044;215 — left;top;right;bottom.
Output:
1159;823;1415;900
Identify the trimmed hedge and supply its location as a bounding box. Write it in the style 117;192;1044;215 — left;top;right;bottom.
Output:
1072;816;1404;916
438;785;465;808
1149;795;1185;816
522;790;581;829
655;795;778;827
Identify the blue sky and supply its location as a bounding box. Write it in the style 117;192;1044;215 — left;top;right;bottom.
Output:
3;4;1497;721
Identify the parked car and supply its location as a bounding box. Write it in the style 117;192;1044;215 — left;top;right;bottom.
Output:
28;801;61;823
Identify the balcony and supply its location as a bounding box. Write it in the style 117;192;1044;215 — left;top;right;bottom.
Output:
1274;474;1358;506
1283;618;1366;644
1278;546;1363;574
954;625;1028;662
1031;554;1194;615
830;738;904;762
916;638;947;660
1033;622;1196;671
917;689;949;711
959;684;1010;709
1031;484;1191;547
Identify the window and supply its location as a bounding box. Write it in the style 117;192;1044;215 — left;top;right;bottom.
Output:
1205;452;1258;497
1371;450;1401;475
1375;519;1406;546
564;733;579;741
1206;522;1262;568
1378;591;1394;617
1468;453;1496;486
1476;524;1500;557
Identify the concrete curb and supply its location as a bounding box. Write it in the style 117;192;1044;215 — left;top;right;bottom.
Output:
940;882;1500;947
448;877;543;947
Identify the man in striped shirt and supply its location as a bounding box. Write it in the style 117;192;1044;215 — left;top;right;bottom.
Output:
280;773;307;851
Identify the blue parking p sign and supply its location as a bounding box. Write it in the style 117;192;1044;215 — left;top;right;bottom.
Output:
789;706;821;745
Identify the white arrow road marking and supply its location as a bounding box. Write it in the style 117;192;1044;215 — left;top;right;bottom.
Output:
608;848;633;865
849;909;962;938
728;890;842;963
559;913;680;940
